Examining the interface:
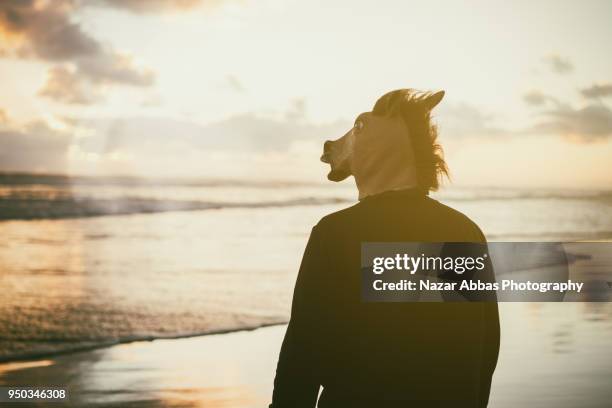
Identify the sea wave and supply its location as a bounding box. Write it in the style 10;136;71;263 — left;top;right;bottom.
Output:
486;230;612;241
0;322;286;363
0;196;351;221
438;189;612;203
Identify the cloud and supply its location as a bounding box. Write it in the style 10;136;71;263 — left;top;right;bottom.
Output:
522;90;550;107
542;54;573;74
0;0;155;104
437;103;510;139
36;52;154;105
76;52;154;86
0;118;73;173
580;83;612;99
532;103;612;142
76;112;346;155
0;0;236;105
0;0;99;61
92;0;214;13
140;94;164;107
521;83;612;142
38;66;102;105
284;98;306;122
439;97;612;144
0;103;348;177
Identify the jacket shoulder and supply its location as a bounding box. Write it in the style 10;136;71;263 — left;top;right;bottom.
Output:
314;201;361;230
427;198;486;241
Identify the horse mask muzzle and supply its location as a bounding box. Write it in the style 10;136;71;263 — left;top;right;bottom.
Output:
321;129;353;182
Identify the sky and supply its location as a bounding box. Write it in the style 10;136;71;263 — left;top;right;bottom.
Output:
0;0;611;188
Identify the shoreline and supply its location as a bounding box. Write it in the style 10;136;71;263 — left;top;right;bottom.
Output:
0;322;287;364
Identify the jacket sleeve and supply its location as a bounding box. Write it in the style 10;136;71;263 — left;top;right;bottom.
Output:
479;299;500;408
473;227;501;408
439;227;500;407
270;225;325;408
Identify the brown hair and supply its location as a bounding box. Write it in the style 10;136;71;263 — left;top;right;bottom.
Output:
372;89;449;191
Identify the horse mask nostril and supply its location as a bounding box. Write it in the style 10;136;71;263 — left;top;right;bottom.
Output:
324;140;333;153
321;141;334;163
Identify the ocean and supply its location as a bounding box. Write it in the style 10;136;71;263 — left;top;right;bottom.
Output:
0;173;611;363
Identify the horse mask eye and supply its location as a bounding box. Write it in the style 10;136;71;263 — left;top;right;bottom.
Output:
354;120;364;131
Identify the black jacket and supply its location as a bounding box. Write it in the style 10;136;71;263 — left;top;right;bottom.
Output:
270;189;500;407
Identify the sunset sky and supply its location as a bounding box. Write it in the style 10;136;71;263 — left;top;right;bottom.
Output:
1;0;611;188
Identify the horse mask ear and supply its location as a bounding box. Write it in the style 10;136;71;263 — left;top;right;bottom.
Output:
422;90;445;112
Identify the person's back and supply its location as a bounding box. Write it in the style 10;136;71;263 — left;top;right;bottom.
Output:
270;189;500;407
270;89;500;407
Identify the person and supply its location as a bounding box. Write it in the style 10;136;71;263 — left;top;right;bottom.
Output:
270;89;500;407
